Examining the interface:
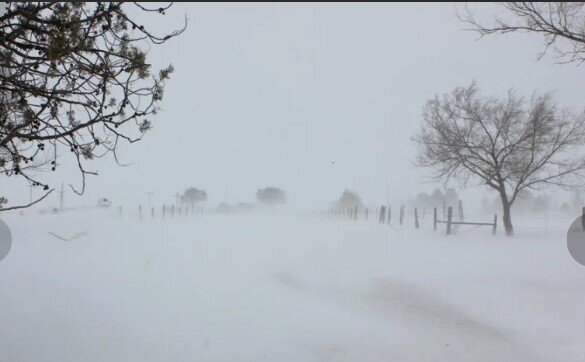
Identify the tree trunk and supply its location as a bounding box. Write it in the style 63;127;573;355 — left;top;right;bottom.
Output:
498;189;514;236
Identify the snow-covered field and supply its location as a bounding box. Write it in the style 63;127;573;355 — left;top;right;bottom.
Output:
0;209;583;361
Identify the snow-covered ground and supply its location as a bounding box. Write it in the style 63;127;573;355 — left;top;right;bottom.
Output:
0;209;583;361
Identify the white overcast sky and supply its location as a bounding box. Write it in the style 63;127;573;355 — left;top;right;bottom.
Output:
5;3;585;210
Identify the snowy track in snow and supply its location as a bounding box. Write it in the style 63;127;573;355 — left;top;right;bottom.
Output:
0;210;582;361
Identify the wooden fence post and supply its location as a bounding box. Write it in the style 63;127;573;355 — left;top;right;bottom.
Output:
387;206;391;224
379;205;386;224
151;207;154;218
414;208;419;229
433;207;437;231
139;205;142;221
399;205;404;226
354;206;358;221
458;200;464;221
493;214;498;235
442;201;446;219
446;206;452;235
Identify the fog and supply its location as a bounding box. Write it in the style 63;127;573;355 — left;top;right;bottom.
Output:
3;3;584;210
2;3;585;362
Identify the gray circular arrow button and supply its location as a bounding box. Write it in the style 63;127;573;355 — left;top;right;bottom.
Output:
0;219;12;262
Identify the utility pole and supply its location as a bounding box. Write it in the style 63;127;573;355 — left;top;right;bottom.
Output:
146;192;154;206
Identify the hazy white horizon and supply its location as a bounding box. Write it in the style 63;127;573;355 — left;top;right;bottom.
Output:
4;4;585;361
3;3;584;211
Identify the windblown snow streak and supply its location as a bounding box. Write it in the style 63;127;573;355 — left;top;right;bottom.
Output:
0;210;581;361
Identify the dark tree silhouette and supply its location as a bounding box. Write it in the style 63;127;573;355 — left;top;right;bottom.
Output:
0;2;186;210
413;82;585;235
337;189;363;209
256;187;286;206
415;188;460;208
181;187;207;206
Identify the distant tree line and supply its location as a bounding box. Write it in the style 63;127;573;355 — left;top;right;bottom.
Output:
414;188;459;209
181;187;207;206
256;187;286;206
176;186;288;213
334;190;364;209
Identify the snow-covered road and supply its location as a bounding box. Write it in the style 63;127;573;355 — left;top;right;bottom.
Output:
0;210;583;361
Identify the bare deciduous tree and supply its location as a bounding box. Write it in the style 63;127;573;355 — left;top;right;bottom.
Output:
413;83;585;235
0;2;186;210
181;187;208;206
256;187;286;206
460;2;585;65
336;190;364;209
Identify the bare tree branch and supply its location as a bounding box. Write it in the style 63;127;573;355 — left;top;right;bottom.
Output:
0;2;185;209
413;82;585;235
460;2;585;65
0;188;54;211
